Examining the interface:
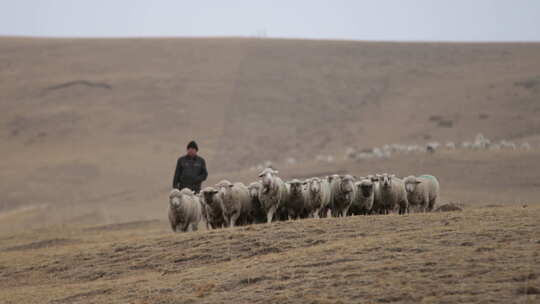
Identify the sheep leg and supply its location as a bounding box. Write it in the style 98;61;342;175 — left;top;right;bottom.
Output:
428;198;436;212
191;223;198;231
181;222;190;232
229;214;239;228
288;210;293;221
343;206;350;217
266;206;277;223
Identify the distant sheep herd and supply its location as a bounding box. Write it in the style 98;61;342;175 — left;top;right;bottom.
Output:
251;133;537;170
168;168;440;232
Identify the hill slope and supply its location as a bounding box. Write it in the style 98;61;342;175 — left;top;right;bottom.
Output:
1;205;538;303
1;37;540;228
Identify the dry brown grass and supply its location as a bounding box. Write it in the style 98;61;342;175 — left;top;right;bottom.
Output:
2;37;540;231
1;205;538;303
1;37;540;303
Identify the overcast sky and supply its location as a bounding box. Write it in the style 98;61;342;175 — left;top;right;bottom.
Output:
1;0;539;41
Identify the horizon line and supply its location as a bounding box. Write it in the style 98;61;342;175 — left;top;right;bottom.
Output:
1;34;540;44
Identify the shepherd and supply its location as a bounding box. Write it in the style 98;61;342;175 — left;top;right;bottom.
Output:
172;140;208;194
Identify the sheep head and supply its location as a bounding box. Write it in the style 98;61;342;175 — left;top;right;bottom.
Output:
340;175;355;194
288;179;303;196
258;168;278;190
357;179;374;197
403;175;422;193
380;173;395;189
169;189;192;208
247;182;262;199
309;177;321;194
201;187;220;205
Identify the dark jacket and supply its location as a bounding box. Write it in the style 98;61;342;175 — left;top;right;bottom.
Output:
172;155;208;193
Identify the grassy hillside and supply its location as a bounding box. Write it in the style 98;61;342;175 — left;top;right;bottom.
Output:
1;205;538;303
1;37;540;228
1;37;540;304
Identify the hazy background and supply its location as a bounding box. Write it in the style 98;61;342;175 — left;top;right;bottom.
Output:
1;0;540;41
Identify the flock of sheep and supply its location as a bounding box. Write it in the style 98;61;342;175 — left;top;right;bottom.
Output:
168;168;440;232
250;134;536;170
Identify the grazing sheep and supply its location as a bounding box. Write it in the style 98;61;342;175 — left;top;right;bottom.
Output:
500;140;516;150
378;174;409;215
283;179;309;220
247;181;266;223
474;133;490;149
345;147;357;160
403;175;440;212
168;188;206;232
258;168;288;223
426;142;440;153
349;178;374;215
215;180;252;227
305;177;331;218
200;186;226;229
489;143;501;151
520;142;531;150
461;141;472;149
329;175;355;217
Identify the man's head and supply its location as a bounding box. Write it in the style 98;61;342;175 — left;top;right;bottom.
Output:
187;140;198;157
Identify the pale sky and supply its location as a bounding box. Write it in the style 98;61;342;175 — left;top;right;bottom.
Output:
1;0;539;41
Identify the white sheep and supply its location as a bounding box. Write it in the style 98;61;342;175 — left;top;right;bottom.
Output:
258;168;288;223
500;140;516;150
402;175;440;212
489;143;501;151
474;133;490;149
426;142;440;153
305;177;331;218
461;141;472;149
378;173;409;215
520;142;531;150
168;188;206;232
329;175;355;217
366;175;384;214
215;180;252;228
349;178;374;215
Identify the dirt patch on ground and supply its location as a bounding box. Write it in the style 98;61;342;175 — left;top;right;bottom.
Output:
3;238;77;252
435;203;463;212
83;219;160;232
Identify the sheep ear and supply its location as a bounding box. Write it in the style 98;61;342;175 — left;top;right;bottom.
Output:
415;179;422;184
229;184;234;188
258;172;265;177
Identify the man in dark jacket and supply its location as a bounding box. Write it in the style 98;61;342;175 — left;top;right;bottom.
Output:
172;140;208;193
